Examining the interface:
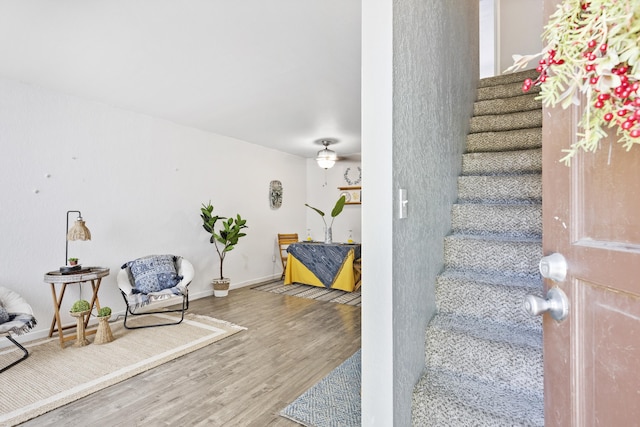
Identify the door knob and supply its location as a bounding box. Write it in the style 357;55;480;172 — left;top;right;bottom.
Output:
539;252;567;282
523;287;569;321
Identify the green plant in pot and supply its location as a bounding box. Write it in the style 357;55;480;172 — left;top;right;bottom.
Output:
70;299;90;314
95;306;114;344
200;202;248;297
305;195;346;244
69;299;91;347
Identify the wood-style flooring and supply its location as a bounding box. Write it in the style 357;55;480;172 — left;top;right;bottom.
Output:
20;285;361;426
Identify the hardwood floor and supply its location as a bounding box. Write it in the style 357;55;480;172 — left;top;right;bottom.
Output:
20;285;361;426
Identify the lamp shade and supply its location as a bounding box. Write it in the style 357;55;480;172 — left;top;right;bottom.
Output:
316;147;337;169
67;219;91;241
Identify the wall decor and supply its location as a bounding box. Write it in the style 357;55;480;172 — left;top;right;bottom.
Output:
343;166;362;186
269;180;283;209
338;186;361;205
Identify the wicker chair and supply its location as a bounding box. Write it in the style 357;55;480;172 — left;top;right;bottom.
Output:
0;287;37;373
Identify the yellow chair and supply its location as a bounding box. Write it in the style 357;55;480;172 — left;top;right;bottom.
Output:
278;233;299;279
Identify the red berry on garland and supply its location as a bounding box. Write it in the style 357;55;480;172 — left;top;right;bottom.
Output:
604;113;614;121
618;109;629;117
594;100;604;108
600;43;607;52
622;120;634;130
588;40;597;48
631;129;640;138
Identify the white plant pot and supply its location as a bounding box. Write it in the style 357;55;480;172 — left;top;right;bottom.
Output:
212;278;230;297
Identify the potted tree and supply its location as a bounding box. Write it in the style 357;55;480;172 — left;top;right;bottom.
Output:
200;202;248;297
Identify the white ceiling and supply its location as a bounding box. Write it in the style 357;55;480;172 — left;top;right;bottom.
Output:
0;1;362;159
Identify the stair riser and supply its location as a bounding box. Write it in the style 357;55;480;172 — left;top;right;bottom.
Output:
466;128;542;153
458;175;541;203
444;236;542;277
436;277;542;332
462;148;542;175
470;110;542;134
474;94;541;116
451;204;542;237
426;327;543;395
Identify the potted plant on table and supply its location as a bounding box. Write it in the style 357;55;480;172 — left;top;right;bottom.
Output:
200;202;248;297
68;257;79;266
305;195;346;244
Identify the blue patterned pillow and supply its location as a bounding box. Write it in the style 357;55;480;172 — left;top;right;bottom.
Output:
125;255;183;294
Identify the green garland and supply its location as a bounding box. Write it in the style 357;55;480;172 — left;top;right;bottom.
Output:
507;0;640;164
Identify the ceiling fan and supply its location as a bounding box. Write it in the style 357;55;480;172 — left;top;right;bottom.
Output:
314;139;360;169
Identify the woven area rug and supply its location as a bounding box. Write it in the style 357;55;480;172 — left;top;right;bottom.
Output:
252;280;361;306
0;313;246;426
281;349;361;427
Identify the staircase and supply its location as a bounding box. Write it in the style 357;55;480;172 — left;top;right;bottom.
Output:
412;70;545;426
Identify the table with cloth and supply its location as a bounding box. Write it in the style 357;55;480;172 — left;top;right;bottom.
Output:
284;242;361;292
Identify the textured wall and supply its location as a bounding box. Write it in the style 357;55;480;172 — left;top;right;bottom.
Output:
0;78;307;340
392;0;479;425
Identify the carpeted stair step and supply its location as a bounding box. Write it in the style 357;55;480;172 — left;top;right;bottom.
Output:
470;109;542;134
436;269;542;332
474;93;542;116
451;203;541;237
444;234;542;278
425;314;543;394
412;368;544;427
467;128;542;153
462;148;542;175
477;69;539;89
457;174;541;203
477;80;540;101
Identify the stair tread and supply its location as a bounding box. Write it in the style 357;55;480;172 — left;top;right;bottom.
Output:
413;368;544;427
445;232;541;243
477;69;539;89
466;128;542;153
429;312;542;350
474;93;542;116
438;268;542;290
462;148;542;176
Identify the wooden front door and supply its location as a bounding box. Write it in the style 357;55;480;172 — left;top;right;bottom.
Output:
542;2;640;426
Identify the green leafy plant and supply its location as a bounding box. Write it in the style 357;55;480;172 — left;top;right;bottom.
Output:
70;299;90;313
97;307;112;317
305;195;347;229
68;257;78;262
200;202;248;280
507;0;640;164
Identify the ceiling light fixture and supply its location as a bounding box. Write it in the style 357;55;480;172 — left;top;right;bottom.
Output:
316;140;338;169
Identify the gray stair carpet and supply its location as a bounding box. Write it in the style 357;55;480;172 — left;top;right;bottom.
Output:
412;69;544;427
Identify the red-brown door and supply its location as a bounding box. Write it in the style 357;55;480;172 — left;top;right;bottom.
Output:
542;3;640;425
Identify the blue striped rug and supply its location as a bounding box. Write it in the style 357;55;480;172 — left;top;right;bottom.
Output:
251;280;361;306
280;349;361;427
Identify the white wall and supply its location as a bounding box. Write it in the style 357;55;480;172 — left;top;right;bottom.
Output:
0;78;308;340
305;159;362;243
479;0;496;78
497;0;543;73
